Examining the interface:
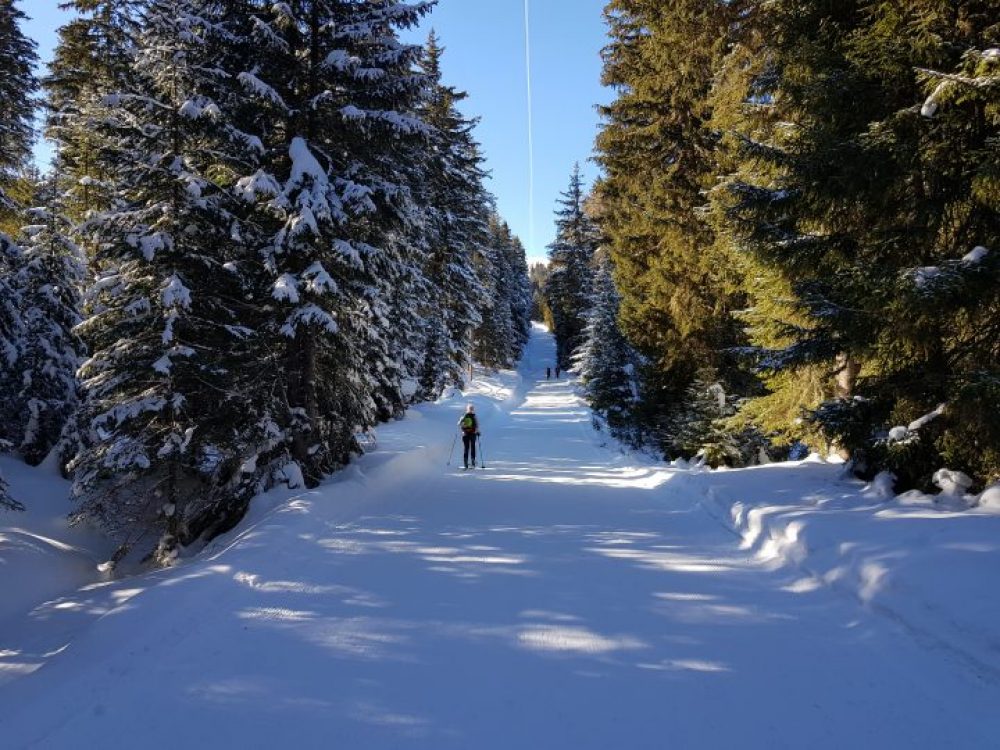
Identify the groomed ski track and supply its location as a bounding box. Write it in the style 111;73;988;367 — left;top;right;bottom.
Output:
1;325;997;749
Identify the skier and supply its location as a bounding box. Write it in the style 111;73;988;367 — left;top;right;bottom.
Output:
458;404;480;469
555;366;561;378
546;367;551;379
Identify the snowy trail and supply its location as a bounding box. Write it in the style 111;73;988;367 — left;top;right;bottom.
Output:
2;326;998;748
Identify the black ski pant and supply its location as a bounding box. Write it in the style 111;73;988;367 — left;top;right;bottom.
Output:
462;434;477;467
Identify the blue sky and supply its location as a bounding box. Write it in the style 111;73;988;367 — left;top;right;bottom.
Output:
21;0;612;265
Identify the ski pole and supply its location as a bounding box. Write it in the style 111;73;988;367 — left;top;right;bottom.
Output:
447;433;457;466
478;435;486;469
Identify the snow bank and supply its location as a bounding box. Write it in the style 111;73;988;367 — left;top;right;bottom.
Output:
691;461;1000;676
977;483;1000;514
0;456;113;632
933;468;974;497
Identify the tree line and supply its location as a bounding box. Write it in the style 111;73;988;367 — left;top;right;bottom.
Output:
551;0;998;493
0;0;531;565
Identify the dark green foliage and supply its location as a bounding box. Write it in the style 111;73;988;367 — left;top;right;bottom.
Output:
595;0;752;456
719;0;999;488
595;0;998;486
657;370;767;468
529;262;551;326
44;1;139;223
236;0;436;485
0;0;38;221
668;372;740;467
0;236;29;499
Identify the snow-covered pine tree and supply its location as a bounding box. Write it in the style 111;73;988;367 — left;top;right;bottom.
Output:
667;371;742;468
0;0;40;502
10;185;86;466
69;0;280;563
506;234;532;358
338;1;435;425
0;230;28;512
415;31;489;399
544;164;597;369
0;439;22;511
0;234;27;451
472;217;512;368
0;0;38;227
235;0;432;482
573;252;640;444
473;216;531;369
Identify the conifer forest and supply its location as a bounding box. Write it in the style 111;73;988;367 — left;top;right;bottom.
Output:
577;1;999;491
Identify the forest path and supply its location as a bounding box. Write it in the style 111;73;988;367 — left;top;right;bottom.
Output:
0;326;996;749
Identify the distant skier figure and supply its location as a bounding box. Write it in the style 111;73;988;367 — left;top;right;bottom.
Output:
555;366;561;378
458;404;480;469
546;367;551;379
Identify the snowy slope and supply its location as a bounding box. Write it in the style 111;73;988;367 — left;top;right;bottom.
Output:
695;461;1000;681
1;325;999;749
0;455;113;629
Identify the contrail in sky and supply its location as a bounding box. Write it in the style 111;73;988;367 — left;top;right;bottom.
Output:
523;0;536;254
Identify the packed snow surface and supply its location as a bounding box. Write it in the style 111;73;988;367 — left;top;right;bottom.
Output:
2;325;999;748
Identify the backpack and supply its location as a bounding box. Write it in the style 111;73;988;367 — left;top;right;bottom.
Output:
460;415;476;434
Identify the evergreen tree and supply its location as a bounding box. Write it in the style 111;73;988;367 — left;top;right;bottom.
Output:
847;6;1000;488
0;0;38;504
667;370;771;468
0;234;27;443
0;233;27;511
595;0;751;455
667;371;738;466
474;217;531;368
573;253;641;444
0;0;38;227
415;31;489;399
507;234;532;356
712;0;875;448
702;2;828;453
234;0;433;484
544;164;597;368
717;0;999;488
68;0;280;563
529;262;552;326
7;189;86;466
474;217;517;368
44;0;140;224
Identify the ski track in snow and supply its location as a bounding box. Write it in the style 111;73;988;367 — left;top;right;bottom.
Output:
1;325;999;748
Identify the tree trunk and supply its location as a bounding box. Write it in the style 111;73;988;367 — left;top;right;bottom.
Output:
833;353;861;458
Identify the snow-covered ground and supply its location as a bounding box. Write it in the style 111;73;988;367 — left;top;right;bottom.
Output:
2;324;999;748
0;454;114;627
